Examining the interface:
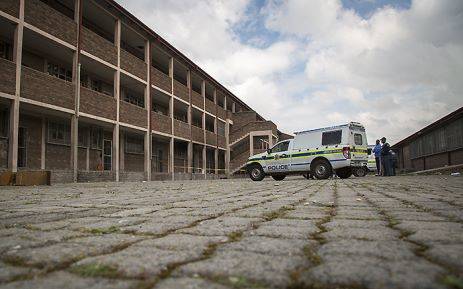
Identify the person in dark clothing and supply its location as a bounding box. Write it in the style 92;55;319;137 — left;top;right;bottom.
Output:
372;139;382;176
380;137;392;176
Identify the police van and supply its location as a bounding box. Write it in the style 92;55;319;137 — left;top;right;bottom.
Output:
246;122;368;181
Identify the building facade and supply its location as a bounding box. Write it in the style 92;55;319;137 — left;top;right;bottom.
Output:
0;0;285;183
392;107;463;172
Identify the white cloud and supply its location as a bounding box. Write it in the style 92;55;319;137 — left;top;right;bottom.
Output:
117;0;463;144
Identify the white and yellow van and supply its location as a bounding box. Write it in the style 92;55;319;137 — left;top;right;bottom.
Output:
246;122;368;181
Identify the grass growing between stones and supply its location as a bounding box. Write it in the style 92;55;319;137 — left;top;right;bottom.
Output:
83;226;121;234
442;275;463;289
70;263;120;278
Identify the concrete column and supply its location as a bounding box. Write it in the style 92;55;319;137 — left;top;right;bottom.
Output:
41;117;46;170
187;141;192;174
119;131;125;172
170;137;174;180
8;0;24;173
114;19;121;182
268;132;273;148
202;145;206;177
225;120;230;177
249;132;254;156
70;116;78;181
145;40;151;181
169;58;174;94
214;148;218;175
86;129;90;171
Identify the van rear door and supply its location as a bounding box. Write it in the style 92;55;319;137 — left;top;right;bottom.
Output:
350;128;368;162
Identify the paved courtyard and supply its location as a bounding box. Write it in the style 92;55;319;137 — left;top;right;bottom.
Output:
0;176;462;289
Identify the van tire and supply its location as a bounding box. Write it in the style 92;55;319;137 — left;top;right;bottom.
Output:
272;175;286;181
353;167;367;177
248;164;265;181
311;159;332;179
336;167;352;179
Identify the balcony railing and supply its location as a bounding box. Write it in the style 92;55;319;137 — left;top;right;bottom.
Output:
0;0;19;18
0;58;16;96
120;49;147;80
151;67;171;93
21;66;75;110
205;130;217;146
205;98;215;114
151;112;172;134
217;106;226;120
173;80;189;102
80;87;116;120
81;27;117;65
191;90;203;108
120;101;147;128
25;0;77;45
173;119;190;139
191;126;204;143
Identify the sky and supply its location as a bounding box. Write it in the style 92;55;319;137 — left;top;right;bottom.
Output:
116;0;463;144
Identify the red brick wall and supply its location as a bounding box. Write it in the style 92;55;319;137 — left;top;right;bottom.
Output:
0;58;16;96
120;101;147;128
25;0;77;45
206;131;217;146
205;98;215;115
80;87;116;120
191;126;204;143
151;67;172;93
218;135;226;149
21;67;75;110
151;112;172;134
232;111;257;130
173;119;190;139
89;149;102;171
124;153;144;172
46;143;71;170
217;107;226;120
192;91;203;108
19;115;42;170
81;27;117;65
173;80;189;102
78;147;86;170
0;0;19;18
450;149;463;165
120;49;147;80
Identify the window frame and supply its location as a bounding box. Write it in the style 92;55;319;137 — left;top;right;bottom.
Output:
321;130;342;146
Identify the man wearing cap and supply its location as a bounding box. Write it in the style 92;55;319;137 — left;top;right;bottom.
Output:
380;137;392;176
372;139;382;176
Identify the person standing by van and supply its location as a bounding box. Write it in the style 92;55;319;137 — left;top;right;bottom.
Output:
380;137;392;176
372;139;382;176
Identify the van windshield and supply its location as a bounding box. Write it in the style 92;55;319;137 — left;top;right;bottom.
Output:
322;130;342;145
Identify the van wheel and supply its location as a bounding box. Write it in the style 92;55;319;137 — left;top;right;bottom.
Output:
311;159;332;179
353;167;366;177
336;167;352;179
272;175;286;181
248;165;265;181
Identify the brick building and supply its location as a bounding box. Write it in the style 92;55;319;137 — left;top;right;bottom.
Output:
0;0;287;183
392;106;463;173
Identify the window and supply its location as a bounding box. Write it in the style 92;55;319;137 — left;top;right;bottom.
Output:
217;121;225;136
0;40;11;61
271;141;289;153
91;127;102;149
91;79;102;93
125;136;144;154
0;109;8;138
354;133;363;145
48;121;70;145
47;62;72;82
322;130;342;146
80;74;89;88
18;127;26;167
78;127;88;148
123;91;145;108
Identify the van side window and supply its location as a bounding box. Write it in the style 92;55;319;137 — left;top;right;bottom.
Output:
321;130;342;145
271;141;289;153
354;133;363;145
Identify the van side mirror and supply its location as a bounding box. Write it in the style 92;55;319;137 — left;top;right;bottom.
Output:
367;148;372;155
266;149;271;154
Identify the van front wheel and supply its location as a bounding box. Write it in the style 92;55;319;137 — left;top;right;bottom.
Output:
272;175;286;181
311;159;332;179
336;167;352;179
248;165;265;181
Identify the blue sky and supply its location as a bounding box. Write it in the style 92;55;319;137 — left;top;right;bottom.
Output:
117;0;462;144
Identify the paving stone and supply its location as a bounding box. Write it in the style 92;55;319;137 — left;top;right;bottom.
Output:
425;243;463;269
178;217;262;236
0;261;38;283
154;277;231;289
218;236;315;256
323;226;400;241
134;234;227;252
176;251;310;288
0;271;138;289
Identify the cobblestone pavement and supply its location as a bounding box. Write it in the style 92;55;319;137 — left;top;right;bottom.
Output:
0;175;462;289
